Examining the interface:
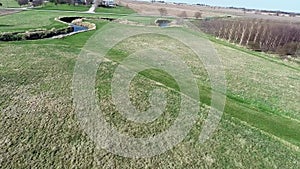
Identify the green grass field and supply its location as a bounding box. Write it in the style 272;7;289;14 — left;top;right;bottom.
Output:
0;7;299;168
0;10;67;32
95;6;135;14
0;0;20;8
36;2;90;11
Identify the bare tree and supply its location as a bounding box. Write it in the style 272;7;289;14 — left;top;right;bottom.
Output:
194;12;202;19
158;8;167;17
239;22;248;45
228;21;235;42
94;0;102;7
32;0;44;7
295;45;300;57
65;0;74;5
234;21;242;42
253;20;262;44
246;20;255;46
222;21;231;39
17;0;28;6
198;18;300;57
178;11;187;18
277;42;299;56
86;0;93;6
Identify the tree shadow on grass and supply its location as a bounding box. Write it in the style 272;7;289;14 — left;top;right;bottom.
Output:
0;24;14;27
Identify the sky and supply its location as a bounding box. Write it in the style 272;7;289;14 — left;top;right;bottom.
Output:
144;0;300;13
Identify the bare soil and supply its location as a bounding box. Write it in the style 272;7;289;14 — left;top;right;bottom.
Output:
0;9;20;16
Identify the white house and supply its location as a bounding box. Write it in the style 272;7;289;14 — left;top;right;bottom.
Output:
93;0;115;7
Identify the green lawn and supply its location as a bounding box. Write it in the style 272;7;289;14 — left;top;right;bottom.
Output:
0;9;133;33
0;10;67;32
95;6;135;14
0;0;20;8
0;10;299;168
99;28;300;146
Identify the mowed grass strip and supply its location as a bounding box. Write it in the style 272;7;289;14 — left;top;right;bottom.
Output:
103;31;300;148
105;54;300;148
95;6;135;14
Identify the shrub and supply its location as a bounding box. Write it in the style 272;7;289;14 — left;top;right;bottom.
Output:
178;11;188;18
158;8;167;16
247;41;261;52
276;42;299;57
0;27;73;41
198;18;300;58
32;0;44;7
194;12;202;19
17;0;28;6
0;33;14;41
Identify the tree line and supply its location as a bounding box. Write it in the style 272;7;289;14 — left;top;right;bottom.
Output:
199;18;300;57
17;0;44;6
49;0;94;6
16;0;94;7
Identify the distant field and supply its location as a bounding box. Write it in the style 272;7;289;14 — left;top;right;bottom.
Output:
0;6;299;168
121;0;226;18
121;0;300;23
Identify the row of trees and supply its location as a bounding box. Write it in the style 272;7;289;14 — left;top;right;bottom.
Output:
49;0;94;6
17;0;95;6
17;0;44;6
199;18;300;57
158;8;202;19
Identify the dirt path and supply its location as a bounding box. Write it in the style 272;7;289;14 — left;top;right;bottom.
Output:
0;9;20;16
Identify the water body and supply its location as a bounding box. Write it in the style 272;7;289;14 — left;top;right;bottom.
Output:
59;17;89;33
156;20;171;27
72;24;88;32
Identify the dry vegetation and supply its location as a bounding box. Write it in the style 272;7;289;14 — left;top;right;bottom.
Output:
120;0;300;23
2;31;299;168
0;2;300;168
199;18;300;58
119;0;222;18
0;9;20;16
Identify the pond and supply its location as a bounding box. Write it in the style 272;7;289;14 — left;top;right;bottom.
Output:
72;24;88;32
0;16;92;41
59;17;89;33
155;19;171;27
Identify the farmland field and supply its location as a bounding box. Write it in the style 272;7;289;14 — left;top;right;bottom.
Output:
0;2;300;169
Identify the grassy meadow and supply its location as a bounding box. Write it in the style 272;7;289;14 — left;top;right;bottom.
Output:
0;6;299;168
0;0;19;8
